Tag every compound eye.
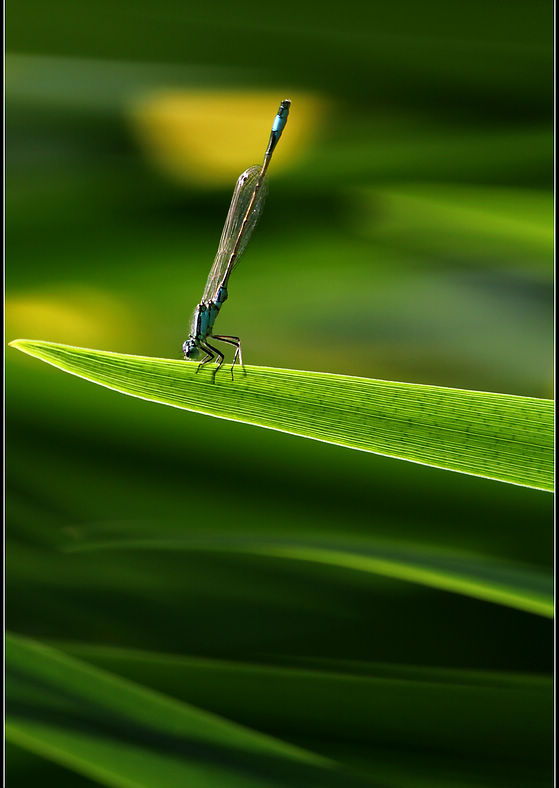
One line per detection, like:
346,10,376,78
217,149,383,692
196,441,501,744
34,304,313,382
184,342,200,360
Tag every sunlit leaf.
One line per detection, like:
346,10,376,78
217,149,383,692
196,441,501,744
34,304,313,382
9,340,554,491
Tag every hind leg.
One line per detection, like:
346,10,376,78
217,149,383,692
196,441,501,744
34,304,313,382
211,335,244,379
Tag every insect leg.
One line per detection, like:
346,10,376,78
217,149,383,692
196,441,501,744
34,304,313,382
203,340,225,383
212,335,244,380
195,345,214,374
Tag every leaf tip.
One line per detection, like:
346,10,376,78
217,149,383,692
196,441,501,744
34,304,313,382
8,339,43,358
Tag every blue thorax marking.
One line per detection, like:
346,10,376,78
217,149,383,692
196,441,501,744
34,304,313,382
193,284,229,341
195,304,208,339
195,303,209,339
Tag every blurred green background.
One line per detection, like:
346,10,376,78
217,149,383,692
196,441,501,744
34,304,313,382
6,0,553,786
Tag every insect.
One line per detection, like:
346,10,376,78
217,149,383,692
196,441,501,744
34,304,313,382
183,99,291,379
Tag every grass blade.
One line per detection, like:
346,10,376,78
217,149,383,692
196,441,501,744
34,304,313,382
9,339,553,491
64,525,553,618
54,641,554,779
7,632,372,788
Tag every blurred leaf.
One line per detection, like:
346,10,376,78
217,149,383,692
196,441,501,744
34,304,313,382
55,641,553,786
311,126,552,188
9,340,554,490
252,544,552,617
354,184,553,275
64,524,552,617
64,522,554,618
6,632,373,788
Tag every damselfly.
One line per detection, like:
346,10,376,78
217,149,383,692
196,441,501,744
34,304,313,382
183,99,291,378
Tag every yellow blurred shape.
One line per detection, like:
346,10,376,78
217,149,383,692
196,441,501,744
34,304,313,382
127,90,325,187
6,288,137,349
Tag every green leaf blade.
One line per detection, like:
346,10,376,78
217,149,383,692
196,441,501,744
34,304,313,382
10,339,553,491
66,528,554,618
6,633,347,788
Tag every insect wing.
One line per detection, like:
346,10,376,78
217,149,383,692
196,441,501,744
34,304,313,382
202,165,268,302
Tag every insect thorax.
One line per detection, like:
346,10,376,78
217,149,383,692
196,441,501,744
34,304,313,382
191,293,227,340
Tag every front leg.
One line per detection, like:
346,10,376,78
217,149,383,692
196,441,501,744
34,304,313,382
203,340,224,383
195,345,214,374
